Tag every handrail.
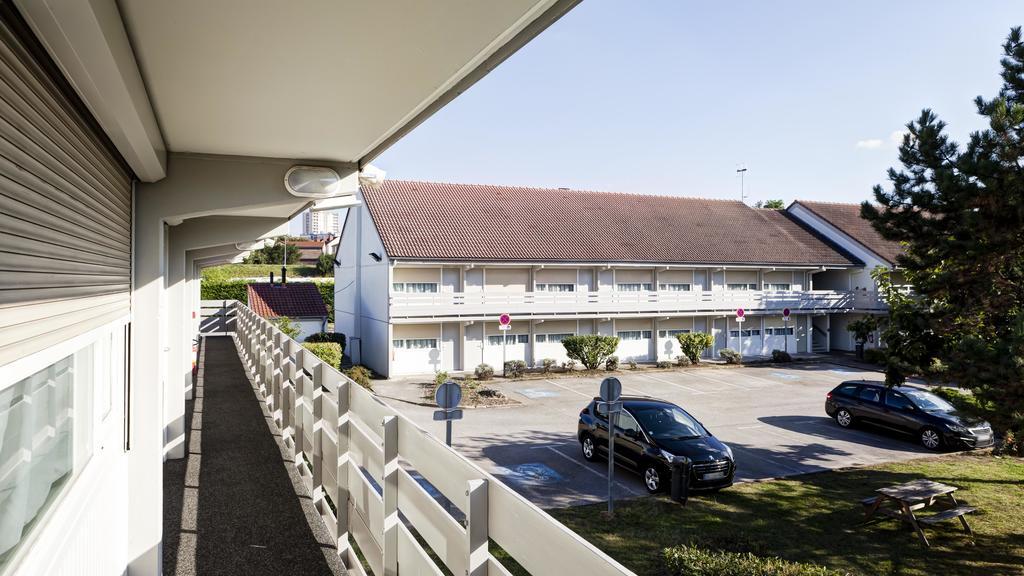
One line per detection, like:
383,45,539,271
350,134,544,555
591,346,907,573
224,300,636,576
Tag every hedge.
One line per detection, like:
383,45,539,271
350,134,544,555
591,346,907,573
200,279,335,323
664,545,845,576
302,342,342,370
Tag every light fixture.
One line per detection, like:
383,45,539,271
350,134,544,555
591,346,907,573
369,252,382,262
284,165,344,198
358,164,387,189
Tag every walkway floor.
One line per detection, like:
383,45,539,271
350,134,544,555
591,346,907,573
163,336,345,576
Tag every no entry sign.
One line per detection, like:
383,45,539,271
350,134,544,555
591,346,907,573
736,308,745,318
783,307,791,318
499,313,511,326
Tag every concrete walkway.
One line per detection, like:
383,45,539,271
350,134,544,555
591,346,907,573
163,336,345,576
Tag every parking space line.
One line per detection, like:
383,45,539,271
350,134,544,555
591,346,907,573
685,370,754,390
572,377,649,398
543,446,643,496
543,379,592,398
636,373,707,395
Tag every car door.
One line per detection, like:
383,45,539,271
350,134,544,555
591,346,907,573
881,390,920,434
613,410,647,470
592,402,611,451
852,386,884,425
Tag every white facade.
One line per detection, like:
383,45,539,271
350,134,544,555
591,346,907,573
301,209,341,236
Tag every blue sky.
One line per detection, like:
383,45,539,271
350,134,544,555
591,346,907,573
373,0,1020,205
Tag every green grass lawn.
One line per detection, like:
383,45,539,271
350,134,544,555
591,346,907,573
201,263,320,281
541,454,1023,576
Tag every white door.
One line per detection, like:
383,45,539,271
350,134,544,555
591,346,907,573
657,329,691,361
616,330,652,362
484,333,528,369
728,327,763,357
392,336,442,374
763,326,795,355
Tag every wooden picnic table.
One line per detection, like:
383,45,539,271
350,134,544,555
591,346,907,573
862,479,976,547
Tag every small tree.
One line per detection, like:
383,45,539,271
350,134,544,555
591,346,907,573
244,238,301,265
271,316,301,340
676,332,714,364
316,253,336,276
846,316,878,346
562,335,620,371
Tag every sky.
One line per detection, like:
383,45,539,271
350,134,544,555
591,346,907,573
292,1,1022,232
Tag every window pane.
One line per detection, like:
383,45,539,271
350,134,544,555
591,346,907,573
858,387,881,403
517,335,529,344
659,283,691,291
392,283,404,292
535,334,546,343
617,283,641,292
616,412,641,434
392,339,404,348
617,331,642,340
487,336,504,346
543,284,575,292
406,283,438,293
885,392,913,410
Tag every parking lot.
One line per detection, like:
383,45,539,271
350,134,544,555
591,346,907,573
382,361,934,508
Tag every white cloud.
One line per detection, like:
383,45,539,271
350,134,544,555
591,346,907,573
889,130,908,145
855,138,883,149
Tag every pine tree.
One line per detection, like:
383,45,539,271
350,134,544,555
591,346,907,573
862,27,1024,448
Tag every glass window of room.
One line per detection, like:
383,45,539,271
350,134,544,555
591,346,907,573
767,283,792,291
726,283,759,291
616,283,653,292
392,282,438,293
536,283,575,292
658,283,691,291
543,333,573,343
406,338,438,349
658,329,691,338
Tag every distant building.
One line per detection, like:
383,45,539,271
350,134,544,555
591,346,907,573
291,239,328,266
246,282,328,341
302,209,341,236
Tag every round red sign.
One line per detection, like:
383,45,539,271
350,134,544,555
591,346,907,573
736,308,745,318
783,307,791,318
499,313,511,325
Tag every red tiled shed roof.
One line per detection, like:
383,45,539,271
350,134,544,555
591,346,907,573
362,181,858,266
792,201,903,265
247,282,327,319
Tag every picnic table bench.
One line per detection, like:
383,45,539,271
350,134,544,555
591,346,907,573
861,479,976,547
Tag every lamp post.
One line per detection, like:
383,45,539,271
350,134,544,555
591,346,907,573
736,166,748,204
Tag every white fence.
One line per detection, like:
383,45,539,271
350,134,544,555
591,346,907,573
390,289,887,320
229,301,635,576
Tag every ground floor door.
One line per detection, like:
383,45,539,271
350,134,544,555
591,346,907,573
484,332,528,369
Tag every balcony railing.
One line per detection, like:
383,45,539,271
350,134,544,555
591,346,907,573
389,289,886,320
223,300,634,576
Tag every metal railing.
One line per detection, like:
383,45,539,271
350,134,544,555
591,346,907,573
389,289,887,320
226,300,634,576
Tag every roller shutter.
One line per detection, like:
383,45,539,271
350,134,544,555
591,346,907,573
0,9,133,367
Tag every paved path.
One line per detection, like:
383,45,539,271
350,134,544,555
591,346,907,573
163,336,345,576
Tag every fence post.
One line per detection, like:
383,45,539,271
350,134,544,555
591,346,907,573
281,341,296,444
293,349,306,467
311,362,325,507
335,379,351,559
466,478,488,576
381,415,399,576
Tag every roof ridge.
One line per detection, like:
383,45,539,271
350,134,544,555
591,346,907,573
383,179,747,204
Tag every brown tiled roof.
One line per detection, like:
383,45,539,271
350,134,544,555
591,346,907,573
247,282,327,319
362,181,858,266
792,201,903,265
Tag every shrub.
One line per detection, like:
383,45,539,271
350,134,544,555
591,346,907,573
462,375,479,390
304,331,346,354
302,342,341,370
474,363,494,380
605,355,619,371
719,348,742,364
656,360,672,369
562,335,620,370
201,279,250,301
504,360,527,378
628,359,638,370
315,253,335,276
771,349,793,363
345,365,372,390
563,359,577,371
664,545,844,576
863,348,887,365
677,332,714,364
272,316,301,340
676,354,691,367
541,358,557,373
434,371,449,389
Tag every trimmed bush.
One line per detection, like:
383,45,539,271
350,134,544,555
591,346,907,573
719,348,742,364
474,363,494,381
200,279,250,301
664,545,844,576
863,348,887,365
304,331,346,354
303,342,341,370
562,335,620,370
605,355,619,371
771,349,793,363
504,360,527,378
541,358,557,373
656,360,672,369
676,355,691,367
677,332,714,364
345,365,372,390
434,371,449,388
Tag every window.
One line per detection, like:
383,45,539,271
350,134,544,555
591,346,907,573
632,405,707,440
616,411,642,436
658,283,691,291
836,384,860,397
617,330,652,340
0,346,94,568
617,283,653,292
539,333,573,343
885,391,914,410
658,329,691,338
858,387,881,403
595,402,608,420
487,335,528,345
392,339,404,349
536,283,575,292
766,327,794,336
392,282,438,293
730,329,761,337
393,339,437,349
726,283,758,291
767,283,792,291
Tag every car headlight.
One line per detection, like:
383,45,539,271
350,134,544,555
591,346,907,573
945,422,969,434
723,444,734,460
660,449,678,462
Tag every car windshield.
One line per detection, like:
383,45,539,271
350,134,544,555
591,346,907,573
631,405,707,440
902,388,956,412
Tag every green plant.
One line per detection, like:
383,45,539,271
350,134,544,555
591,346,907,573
504,360,527,378
846,316,879,345
563,359,577,371
605,355,619,371
474,363,494,380
676,354,691,367
200,279,250,301
433,371,449,388
302,342,341,370
677,332,714,364
719,348,742,364
628,359,638,370
541,358,557,373
315,281,336,323
664,545,844,576
462,375,479,391
656,360,672,369
863,347,887,365
304,331,346,354
316,253,335,276
771,349,793,363
345,365,372,390
243,238,302,264
561,335,620,370
271,316,301,339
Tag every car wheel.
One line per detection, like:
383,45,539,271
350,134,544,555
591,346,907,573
919,427,943,451
642,464,663,494
835,408,854,428
580,434,598,462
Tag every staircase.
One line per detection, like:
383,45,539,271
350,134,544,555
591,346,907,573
811,324,829,353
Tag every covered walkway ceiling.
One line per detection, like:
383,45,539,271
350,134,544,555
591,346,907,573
17,0,580,181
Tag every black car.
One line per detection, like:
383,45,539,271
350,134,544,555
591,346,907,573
825,380,994,450
577,396,735,493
